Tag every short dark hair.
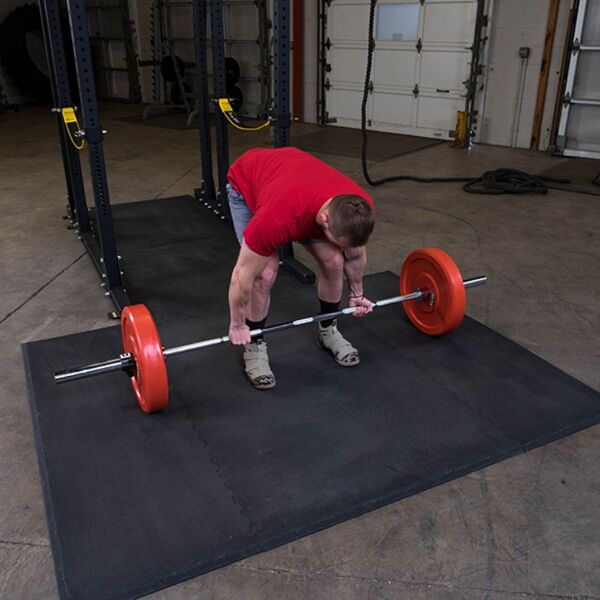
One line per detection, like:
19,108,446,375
327,195,375,247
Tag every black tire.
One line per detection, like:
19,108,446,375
161,55,185,84
0,3,77,104
225,57,240,87
227,85,243,112
170,81,191,106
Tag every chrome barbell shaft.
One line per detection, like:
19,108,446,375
54,276,487,383
164,275,487,358
463,276,487,289
162,289,427,358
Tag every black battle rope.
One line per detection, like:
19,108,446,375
462,168,565,194
360,0,471,187
360,0,569,195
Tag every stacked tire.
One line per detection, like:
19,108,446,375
0,3,76,104
225,57,242,112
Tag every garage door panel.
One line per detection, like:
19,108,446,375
373,48,417,89
423,2,476,44
329,3,371,42
565,105,600,153
417,94,463,131
371,91,414,127
226,5,258,39
96,69,128,101
581,0,600,43
228,47,259,77
420,50,469,91
107,40,125,65
328,88,366,121
168,6,194,39
238,80,260,116
573,52,600,100
227,46,261,115
330,47,371,85
171,41,195,65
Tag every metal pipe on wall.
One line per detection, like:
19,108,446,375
511,47,530,148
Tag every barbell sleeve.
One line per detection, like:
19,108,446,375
54,354,135,384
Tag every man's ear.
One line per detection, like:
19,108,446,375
320,209,330,229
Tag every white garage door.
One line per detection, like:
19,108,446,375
324,0,478,139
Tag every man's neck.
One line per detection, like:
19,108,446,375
316,197,333,227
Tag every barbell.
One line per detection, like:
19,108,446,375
53,248,487,414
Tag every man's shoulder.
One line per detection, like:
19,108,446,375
237,146,307,162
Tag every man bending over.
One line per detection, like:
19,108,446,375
227,147,375,389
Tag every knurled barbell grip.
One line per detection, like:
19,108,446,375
160,289,426,359
53,276,487,384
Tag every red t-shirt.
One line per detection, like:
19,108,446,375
227,147,374,256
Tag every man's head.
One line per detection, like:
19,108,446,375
319,195,375,249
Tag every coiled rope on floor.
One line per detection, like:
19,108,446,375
462,168,569,195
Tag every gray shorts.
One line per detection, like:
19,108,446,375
226,182,327,248
226,183,252,245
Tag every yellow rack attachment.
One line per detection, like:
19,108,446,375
217,98,270,132
61,107,87,150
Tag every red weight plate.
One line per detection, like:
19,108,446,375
400,248,466,336
121,304,169,413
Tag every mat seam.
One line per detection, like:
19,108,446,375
174,388,260,533
129,409,600,600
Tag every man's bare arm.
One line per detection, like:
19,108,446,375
228,242,271,344
343,246,373,316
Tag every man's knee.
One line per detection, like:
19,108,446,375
253,258,279,292
320,249,344,278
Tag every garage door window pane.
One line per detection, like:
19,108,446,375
573,52,600,100
377,4,420,41
582,0,600,45
565,105,600,153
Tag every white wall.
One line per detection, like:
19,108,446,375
0,0,32,104
480,0,570,149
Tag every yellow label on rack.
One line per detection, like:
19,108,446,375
218,98,233,113
61,107,78,124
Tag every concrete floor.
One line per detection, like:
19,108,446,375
1,103,600,600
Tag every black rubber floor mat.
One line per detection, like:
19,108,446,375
106,196,241,324
23,270,600,600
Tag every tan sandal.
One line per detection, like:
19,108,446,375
243,339,276,389
318,320,360,367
